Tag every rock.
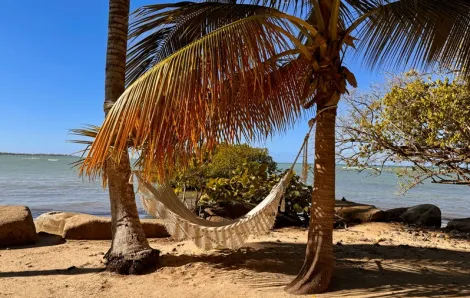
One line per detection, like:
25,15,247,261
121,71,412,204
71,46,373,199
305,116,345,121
446,218,470,232
335,201,384,224
202,203,304,228
35,212,169,240
62,214,111,240
203,208,217,216
383,208,408,222
206,215,229,223
204,202,252,219
0,205,37,247
35,212,80,236
274,212,303,229
400,204,441,228
141,219,170,238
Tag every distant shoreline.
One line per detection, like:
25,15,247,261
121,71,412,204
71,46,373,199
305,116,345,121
0,152,73,157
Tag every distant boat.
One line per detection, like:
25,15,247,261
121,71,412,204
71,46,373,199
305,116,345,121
48,159,59,162
342,166,380,171
342,166,362,170
22,156,40,160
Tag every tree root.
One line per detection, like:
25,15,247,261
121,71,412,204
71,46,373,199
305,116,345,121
105,248,160,275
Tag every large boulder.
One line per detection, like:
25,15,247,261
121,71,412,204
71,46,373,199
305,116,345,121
203,202,252,219
62,214,112,240
202,203,304,228
141,220,170,238
35,212,169,240
383,207,408,222
35,211,79,236
335,200,384,224
446,218,470,232
0,206,37,247
274,212,304,228
400,204,441,228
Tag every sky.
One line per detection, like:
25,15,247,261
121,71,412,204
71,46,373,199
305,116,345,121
0,0,385,162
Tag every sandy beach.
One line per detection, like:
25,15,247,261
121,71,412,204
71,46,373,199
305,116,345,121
1,222,469,298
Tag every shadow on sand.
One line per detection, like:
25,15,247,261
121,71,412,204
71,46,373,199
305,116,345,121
2,236,469,297
1,233,105,278
0,267,104,278
1,232,66,250
159,241,470,297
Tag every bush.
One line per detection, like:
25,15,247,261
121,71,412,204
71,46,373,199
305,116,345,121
171,143,311,214
205,144,277,178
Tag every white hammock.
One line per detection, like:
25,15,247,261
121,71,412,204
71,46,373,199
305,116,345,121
135,107,333,250
136,170,293,250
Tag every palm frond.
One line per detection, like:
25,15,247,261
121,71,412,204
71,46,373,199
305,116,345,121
82,13,315,181
239,0,311,16
70,125,100,145
350,0,470,77
126,2,286,86
69,125,101,169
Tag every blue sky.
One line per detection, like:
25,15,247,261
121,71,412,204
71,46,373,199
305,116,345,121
0,0,385,162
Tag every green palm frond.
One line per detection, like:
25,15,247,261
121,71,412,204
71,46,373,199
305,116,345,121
350,0,470,77
127,2,285,86
240,0,311,16
241,0,356,27
82,12,315,181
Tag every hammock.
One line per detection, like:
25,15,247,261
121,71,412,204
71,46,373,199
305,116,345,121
137,170,293,250
136,107,333,250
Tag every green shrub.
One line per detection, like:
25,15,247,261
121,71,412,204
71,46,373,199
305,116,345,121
171,143,311,213
205,144,277,178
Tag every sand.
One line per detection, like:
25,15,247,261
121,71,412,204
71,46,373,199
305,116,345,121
1,223,469,298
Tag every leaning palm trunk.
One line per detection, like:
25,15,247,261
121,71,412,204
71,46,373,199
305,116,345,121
286,101,337,294
104,0,158,274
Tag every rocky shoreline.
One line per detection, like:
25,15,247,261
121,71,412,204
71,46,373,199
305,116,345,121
1,201,469,248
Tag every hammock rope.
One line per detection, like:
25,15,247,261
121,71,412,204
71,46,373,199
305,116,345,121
136,106,335,250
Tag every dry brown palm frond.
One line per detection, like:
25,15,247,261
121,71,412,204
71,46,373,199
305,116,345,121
70,125,100,145
81,13,315,182
69,125,100,169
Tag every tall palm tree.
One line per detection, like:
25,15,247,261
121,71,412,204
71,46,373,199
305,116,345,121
81,0,470,293
102,0,158,274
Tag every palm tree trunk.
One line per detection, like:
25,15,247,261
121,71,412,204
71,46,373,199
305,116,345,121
285,101,337,294
104,0,158,274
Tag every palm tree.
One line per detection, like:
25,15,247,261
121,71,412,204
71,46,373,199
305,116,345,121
81,0,470,293
102,0,158,274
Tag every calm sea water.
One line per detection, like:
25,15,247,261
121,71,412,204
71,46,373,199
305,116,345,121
0,155,468,222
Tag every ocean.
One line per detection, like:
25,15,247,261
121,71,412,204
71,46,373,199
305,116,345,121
0,155,468,223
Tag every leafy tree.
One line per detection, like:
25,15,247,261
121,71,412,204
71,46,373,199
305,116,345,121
206,144,277,178
171,144,310,212
171,144,276,190
338,71,470,190
80,0,470,294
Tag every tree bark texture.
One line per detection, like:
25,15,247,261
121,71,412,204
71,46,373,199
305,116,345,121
104,0,159,274
285,103,337,294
